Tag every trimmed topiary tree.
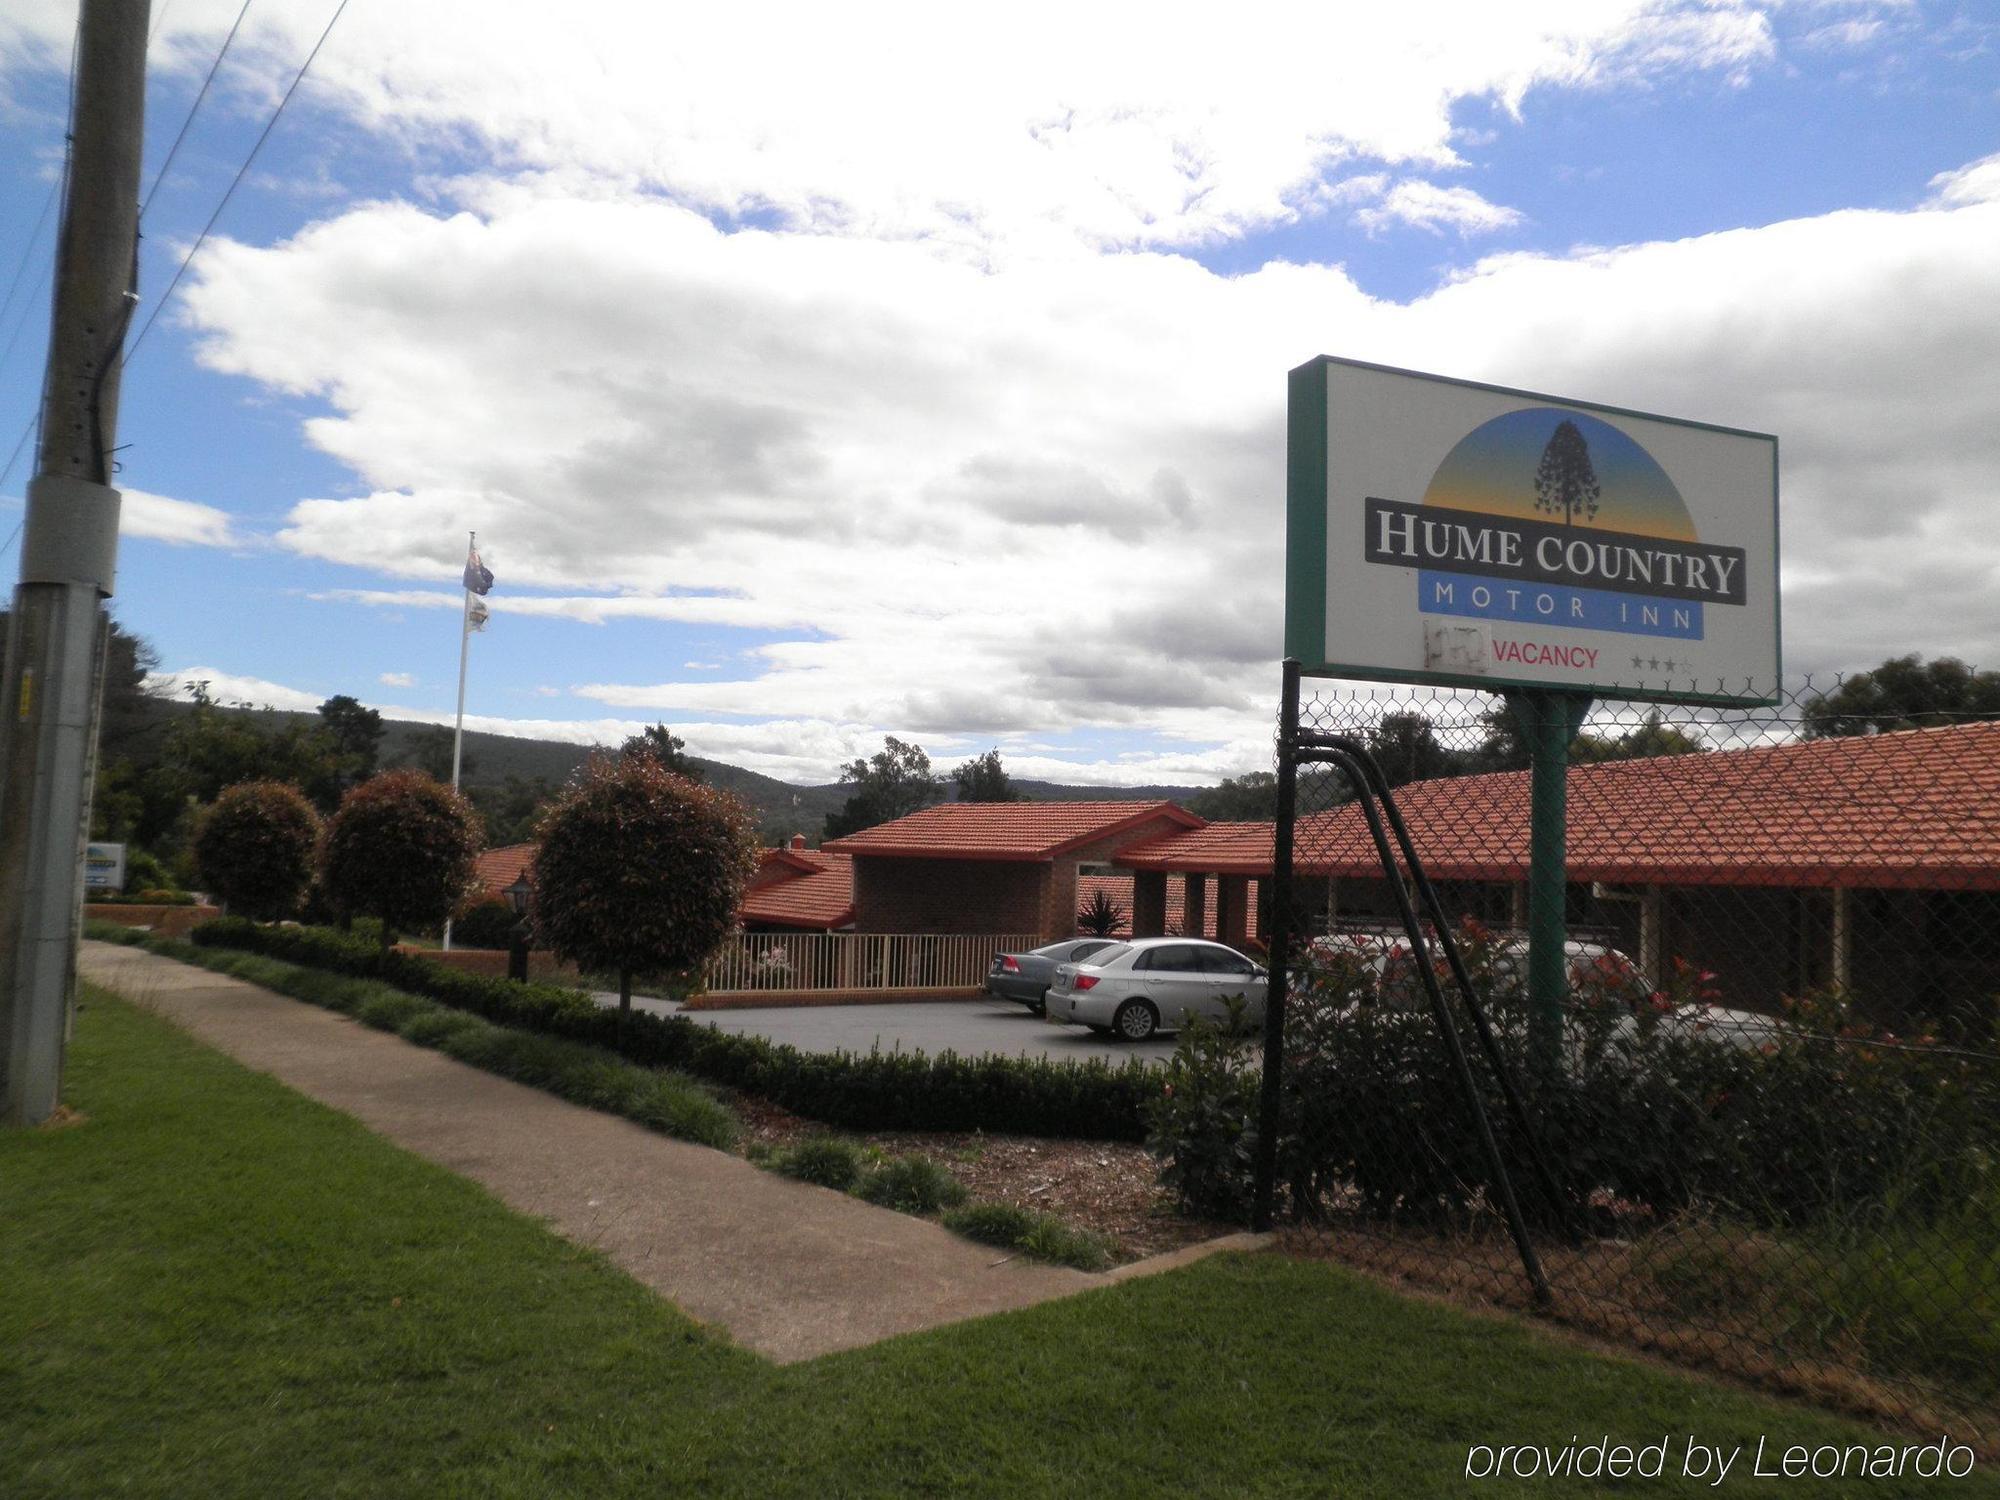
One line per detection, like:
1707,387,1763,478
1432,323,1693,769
531,754,758,1033
192,780,323,920
321,769,481,953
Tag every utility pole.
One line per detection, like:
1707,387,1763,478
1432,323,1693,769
0,0,150,1126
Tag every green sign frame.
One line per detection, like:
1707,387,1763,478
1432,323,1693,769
1285,355,1782,708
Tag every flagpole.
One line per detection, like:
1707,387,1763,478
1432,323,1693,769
443,529,474,952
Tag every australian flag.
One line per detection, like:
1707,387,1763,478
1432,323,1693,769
463,543,494,596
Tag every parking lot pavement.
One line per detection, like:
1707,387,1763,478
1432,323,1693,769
593,989,1180,1066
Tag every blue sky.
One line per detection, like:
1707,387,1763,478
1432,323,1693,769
0,1,1996,784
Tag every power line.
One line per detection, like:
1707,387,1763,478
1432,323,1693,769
0,419,32,494
0,263,53,373
139,0,256,221
0,181,59,335
126,0,350,362
0,15,80,498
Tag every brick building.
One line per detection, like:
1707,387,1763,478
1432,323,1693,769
822,801,1203,943
1111,721,2000,1028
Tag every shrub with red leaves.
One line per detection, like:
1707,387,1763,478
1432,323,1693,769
193,779,323,920
321,769,481,950
531,755,758,1023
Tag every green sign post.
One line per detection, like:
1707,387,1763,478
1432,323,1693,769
1510,690,1591,1073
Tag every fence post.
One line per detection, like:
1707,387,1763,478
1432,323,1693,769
1253,658,1301,1231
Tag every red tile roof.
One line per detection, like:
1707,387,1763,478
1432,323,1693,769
1117,722,2000,891
473,839,854,929
740,849,855,930
823,800,1203,862
471,843,536,896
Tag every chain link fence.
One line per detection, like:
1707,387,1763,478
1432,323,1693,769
1218,682,1997,1444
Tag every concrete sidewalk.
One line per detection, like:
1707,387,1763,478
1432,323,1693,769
78,942,1256,1364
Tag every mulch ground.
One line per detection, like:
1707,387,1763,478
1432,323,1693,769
732,1095,1236,1263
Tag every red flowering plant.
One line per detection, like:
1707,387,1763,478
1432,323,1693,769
320,769,480,952
193,779,322,921
531,754,759,1034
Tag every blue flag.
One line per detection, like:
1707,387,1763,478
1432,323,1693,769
463,545,494,596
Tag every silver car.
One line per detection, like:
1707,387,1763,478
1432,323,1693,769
1044,937,1268,1041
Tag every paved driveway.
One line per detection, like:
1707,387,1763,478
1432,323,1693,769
598,990,1180,1066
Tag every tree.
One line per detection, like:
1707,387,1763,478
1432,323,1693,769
952,748,1020,803
1532,418,1601,527
320,769,481,953
1076,888,1126,937
822,736,944,839
1572,709,1706,762
192,781,322,920
468,773,558,847
317,695,384,787
399,724,473,783
154,681,347,810
619,722,702,780
532,755,759,1033
1186,771,1279,822
1478,699,1706,770
1367,712,1468,788
1802,654,2000,738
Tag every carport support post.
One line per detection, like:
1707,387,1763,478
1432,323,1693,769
1508,689,1591,1079
1252,659,1300,1232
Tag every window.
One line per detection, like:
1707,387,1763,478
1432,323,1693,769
1198,946,1256,976
1138,944,1201,973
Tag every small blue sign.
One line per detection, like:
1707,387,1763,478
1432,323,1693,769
1418,571,1703,640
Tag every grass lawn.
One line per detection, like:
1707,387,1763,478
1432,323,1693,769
3,990,1992,1498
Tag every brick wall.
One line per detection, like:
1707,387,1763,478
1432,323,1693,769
853,857,1048,936
854,812,1195,943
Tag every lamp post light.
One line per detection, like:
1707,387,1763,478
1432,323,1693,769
505,873,532,983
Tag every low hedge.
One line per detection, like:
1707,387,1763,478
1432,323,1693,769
187,918,1154,1141
90,924,736,1150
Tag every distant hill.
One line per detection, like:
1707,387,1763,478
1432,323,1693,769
156,698,1207,845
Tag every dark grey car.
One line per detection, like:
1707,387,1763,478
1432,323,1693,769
985,938,1122,1013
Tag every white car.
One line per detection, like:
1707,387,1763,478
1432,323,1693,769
1044,936,1268,1041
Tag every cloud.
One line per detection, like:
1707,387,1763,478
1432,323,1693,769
307,585,819,631
146,667,323,712
1354,180,1526,237
1800,18,1884,51
5,1,1783,258
180,163,2000,765
119,489,239,548
1928,153,2000,209
136,656,1255,785
379,671,416,687
6,4,1976,780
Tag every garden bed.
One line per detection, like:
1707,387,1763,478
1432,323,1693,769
733,1094,1232,1263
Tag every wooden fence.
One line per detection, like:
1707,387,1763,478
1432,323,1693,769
704,931,1041,995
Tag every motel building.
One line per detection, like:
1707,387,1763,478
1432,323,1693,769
470,721,1997,1031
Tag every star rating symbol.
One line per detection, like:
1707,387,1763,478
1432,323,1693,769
1647,657,1661,671
1631,655,1644,669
